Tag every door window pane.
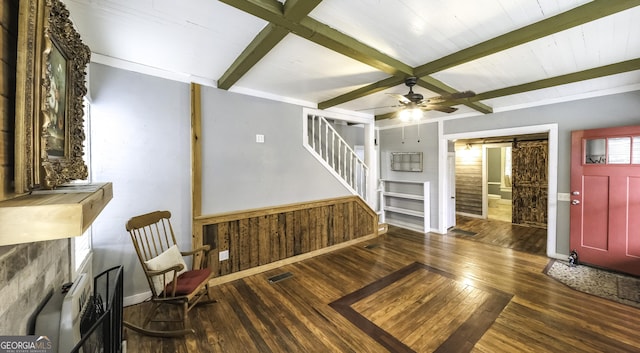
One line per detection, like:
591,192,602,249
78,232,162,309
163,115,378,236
585,138,606,164
608,137,631,164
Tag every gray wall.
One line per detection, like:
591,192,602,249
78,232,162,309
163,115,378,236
443,91,640,255
89,63,192,298
379,122,440,229
200,86,348,214
89,64,350,300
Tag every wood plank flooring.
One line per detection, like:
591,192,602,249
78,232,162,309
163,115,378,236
452,215,547,256
123,225,640,352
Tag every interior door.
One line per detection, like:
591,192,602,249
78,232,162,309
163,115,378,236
570,126,640,276
512,140,548,227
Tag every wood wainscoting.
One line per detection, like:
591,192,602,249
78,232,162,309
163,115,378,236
193,196,378,284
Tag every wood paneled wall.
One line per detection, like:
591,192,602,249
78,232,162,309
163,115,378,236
455,143,483,215
512,140,548,227
193,196,378,279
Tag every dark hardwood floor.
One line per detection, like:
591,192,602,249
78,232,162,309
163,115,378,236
451,215,547,256
123,224,640,352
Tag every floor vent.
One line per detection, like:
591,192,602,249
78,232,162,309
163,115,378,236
451,228,478,236
364,243,381,249
268,272,293,284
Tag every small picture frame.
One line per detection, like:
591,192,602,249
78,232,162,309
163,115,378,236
390,152,423,172
15,0,90,192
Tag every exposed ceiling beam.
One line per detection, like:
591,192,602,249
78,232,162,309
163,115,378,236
413,0,640,76
218,0,413,76
322,0,640,110
318,75,493,114
474,58,640,101
217,24,289,90
219,0,493,114
416,77,492,114
217,0,322,90
317,76,406,110
374,58,640,120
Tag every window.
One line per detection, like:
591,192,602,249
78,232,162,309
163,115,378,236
585,136,640,165
71,97,92,278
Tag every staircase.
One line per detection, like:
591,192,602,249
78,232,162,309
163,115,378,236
304,113,369,201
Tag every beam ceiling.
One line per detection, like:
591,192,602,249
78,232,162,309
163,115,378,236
218,0,640,120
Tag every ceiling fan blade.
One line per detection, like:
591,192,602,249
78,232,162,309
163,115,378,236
421,105,458,113
386,93,411,104
427,90,476,103
355,105,401,111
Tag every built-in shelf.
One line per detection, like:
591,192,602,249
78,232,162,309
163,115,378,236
0,182,113,246
380,179,430,233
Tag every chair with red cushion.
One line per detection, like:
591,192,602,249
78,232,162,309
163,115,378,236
123,210,215,337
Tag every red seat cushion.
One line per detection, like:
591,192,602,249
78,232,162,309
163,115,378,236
162,268,211,296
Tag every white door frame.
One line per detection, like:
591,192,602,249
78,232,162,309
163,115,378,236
438,123,561,259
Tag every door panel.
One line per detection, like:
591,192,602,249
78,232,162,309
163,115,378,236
571,126,640,276
581,175,609,250
627,177,640,257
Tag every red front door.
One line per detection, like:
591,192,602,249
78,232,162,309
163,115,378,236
570,125,640,276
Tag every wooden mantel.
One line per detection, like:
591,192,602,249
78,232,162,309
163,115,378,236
0,182,113,246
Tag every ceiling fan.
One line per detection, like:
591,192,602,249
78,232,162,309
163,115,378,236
381,77,476,120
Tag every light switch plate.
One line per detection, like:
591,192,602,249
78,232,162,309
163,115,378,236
557,193,570,201
256,134,265,143
219,250,229,261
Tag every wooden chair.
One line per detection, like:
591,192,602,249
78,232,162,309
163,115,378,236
123,210,215,337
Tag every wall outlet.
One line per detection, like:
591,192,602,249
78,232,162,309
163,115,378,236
219,250,229,261
256,134,265,143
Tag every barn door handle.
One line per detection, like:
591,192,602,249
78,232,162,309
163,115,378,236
571,200,580,205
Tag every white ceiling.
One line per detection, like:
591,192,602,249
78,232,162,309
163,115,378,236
62,0,640,122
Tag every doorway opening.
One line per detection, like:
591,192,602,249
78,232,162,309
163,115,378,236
439,124,559,258
485,144,512,223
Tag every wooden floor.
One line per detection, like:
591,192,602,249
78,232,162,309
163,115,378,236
451,215,547,256
123,225,640,352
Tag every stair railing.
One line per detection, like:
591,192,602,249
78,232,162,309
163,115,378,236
304,113,368,200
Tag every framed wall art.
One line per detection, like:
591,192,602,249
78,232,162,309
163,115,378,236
15,0,90,192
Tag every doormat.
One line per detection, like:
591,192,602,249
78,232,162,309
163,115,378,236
544,260,640,308
450,228,477,236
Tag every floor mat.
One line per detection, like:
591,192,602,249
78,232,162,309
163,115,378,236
545,260,640,308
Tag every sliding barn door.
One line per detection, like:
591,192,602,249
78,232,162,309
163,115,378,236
512,140,548,227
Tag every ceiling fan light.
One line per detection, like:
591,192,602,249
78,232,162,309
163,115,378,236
410,108,422,121
399,109,411,121
399,108,422,122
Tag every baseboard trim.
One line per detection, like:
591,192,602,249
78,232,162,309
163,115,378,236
547,252,568,261
208,233,379,287
124,290,151,307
